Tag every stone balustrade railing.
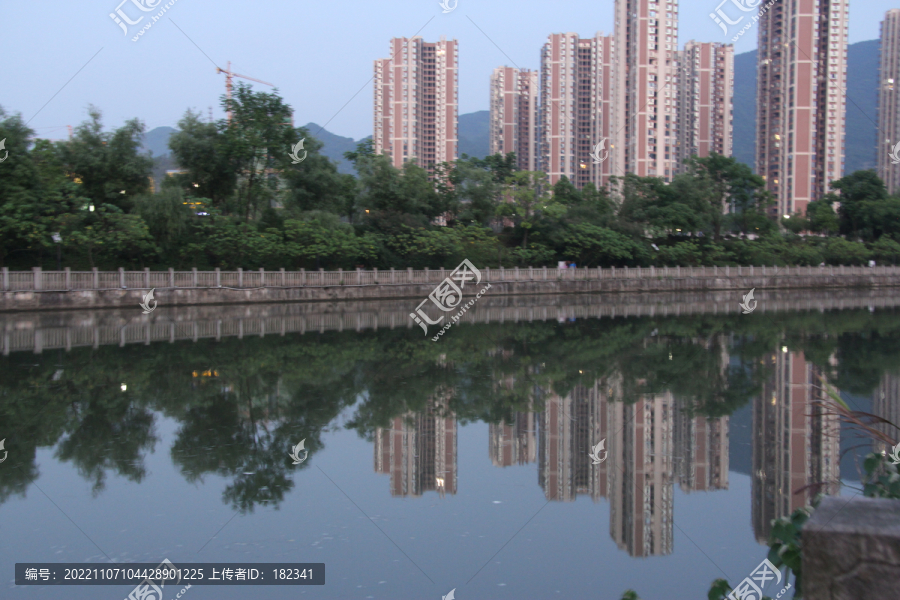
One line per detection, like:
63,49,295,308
2,264,896,292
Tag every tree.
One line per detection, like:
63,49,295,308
552,176,581,205
221,83,296,221
562,223,637,266
831,170,888,240
499,171,550,248
685,153,767,241
167,109,235,209
58,106,153,213
806,196,839,235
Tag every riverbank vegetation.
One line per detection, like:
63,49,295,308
3,89,900,270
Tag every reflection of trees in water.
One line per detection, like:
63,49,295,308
56,402,157,496
2,308,900,507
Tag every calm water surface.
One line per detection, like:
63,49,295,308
2,297,897,600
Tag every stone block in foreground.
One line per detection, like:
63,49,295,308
803,495,900,599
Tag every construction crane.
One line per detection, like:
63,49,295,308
216,61,274,122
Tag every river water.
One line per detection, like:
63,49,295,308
1,291,897,600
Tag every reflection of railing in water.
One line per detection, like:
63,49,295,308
2,288,898,354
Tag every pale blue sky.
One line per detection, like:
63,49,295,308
3,0,898,142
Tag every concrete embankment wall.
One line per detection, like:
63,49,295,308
3,271,900,312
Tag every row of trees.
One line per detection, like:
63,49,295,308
3,87,900,270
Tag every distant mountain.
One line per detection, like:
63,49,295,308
301,122,364,175
459,110,490,159
141,126,176,158
845,39,879,173
731,39,880,175
732,50,757,170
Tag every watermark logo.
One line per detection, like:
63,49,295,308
0,138,8,163
589,139,609,164
727,558,789,600
289,139,307,164
110,0,162,34
442,589,456,600
709,0,759,35
0,438,7,464
889,443,900,465
439,0,458,13
739,288,757,314
409,259,492,340
110,0,182,42
140,289,157,314
889,141,900,165
289,439,308,465
588,439,608,464
125,558,187,600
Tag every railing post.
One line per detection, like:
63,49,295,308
529,266,534,280
300,268,305,286
93,267,100,289
714,265,718,277
543,266,547,280
390,267,395,284
280,268,285,286
373,267,378,283
750,265,754,276
144,267,150,289
408,267,413,283
192,267,198,288
500,266,505,280
119,267,125,288
238,268,243,288
486,267,491,281
2,266,9,291
611,266,615,278
338,268,343,285
676,265,680,278
65,267,71,290
216,267,221,287
515,266,520,281
260,267,265,287
168,268,175,288
33,267,42,291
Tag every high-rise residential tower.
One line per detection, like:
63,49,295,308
878,9,900,194
539,32,618,189
374,36,459,170
675,41,734,173
614,0,680,182
756,0,848,217
489,67,540,171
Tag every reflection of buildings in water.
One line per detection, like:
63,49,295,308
608,391,675,557
873,373,900,454
673,403,729,494
528,377,728,557
373,395,457,498
752,350,841,544
489,409,537,467
539,381,609,503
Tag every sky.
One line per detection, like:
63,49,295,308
2,0,898,143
